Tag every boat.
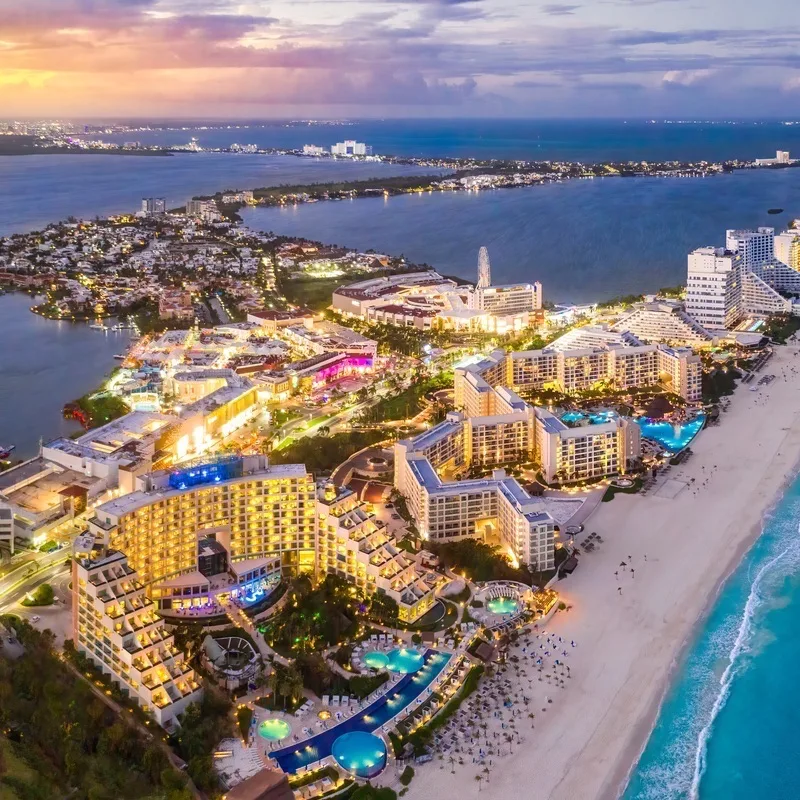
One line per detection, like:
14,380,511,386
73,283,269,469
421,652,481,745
768,208,784,215
0,444,15,460
89,323,108,331
113,354,127,360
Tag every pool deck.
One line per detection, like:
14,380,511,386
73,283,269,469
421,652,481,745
269,648,455,775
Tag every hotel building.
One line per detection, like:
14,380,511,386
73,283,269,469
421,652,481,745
0,502,13,554
534,408,641,484
331,264,541,335
459,330,702,405
686,231,800,331
395,356,641,567
87,455,316,611
685,247,741,329
394,445,557,571
72,535,203,728
610,301,714,346
775,230,800,272
316,486,443,622
470,282,542,317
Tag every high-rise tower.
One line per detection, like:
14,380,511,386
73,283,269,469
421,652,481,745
477,246,491,289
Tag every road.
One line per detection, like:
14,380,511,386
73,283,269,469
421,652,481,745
0,547,71,602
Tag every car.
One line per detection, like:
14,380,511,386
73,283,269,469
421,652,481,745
391,514,402,520
31,615,41,623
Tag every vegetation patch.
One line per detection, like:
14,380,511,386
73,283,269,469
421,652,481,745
399,765,415,786
358,372,452,424
349,671,390,700
0,616,196,799
236,706,254,740
272,430,388,473
431,539,532,584
21,582,54,606
602,478,644,502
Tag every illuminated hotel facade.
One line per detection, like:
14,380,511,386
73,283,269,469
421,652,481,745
316,486,443,622
88,455,316,611
394,345,647,568
72,536,203,728
457,330,702,405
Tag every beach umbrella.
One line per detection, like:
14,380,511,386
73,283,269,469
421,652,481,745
619,561,627,568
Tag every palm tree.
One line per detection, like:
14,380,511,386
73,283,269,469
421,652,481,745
278,675,293,710
475,774,483,792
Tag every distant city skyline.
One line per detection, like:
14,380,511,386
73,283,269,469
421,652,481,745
0,0,797,118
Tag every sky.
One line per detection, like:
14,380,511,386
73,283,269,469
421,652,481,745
0,0,797,118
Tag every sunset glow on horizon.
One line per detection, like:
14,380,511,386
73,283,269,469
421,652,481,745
0,0,797,118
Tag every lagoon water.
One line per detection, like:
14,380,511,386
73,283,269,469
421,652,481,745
0,293,131,458
243,167,800,302
623,473,800,800
0,153,436,237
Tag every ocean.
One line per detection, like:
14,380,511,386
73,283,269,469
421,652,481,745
103,119,800,163
623,472,800,800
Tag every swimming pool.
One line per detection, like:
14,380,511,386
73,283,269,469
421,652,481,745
331,731,387,778
386,647,424,674
487,596,519,616
258,718,291,741
272,649,451,773
636,414,705,454
362,650,390,670
561,410,618,425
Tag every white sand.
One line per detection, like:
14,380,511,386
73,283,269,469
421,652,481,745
405,344,800,800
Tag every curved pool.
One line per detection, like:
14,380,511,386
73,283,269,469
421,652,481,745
362,650,390,670
258,718,291,741
332,731,387,778
636,413,705,454
487,596,519,615
386,647,424,674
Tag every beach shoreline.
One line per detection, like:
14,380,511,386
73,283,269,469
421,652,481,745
601,473,798,800
404,343,800,800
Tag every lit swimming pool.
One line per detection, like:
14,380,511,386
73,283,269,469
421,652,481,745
331,731,387,778
561,410,618,425
272,649,451,773
487,596,519,615
636,414,705,454
362,650,390,670
258,718,291,741
386,647,424,674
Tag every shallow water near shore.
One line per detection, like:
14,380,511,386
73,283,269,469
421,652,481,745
623,473,800,799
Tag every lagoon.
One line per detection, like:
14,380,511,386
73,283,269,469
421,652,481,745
242,168,800,302
0,293,131,459
0,153,438,237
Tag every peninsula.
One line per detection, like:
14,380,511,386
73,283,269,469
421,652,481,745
2,195,800,800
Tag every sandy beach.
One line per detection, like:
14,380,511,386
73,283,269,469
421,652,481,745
405,343,800,800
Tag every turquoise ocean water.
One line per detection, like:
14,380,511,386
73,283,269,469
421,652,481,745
623,471,800,800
